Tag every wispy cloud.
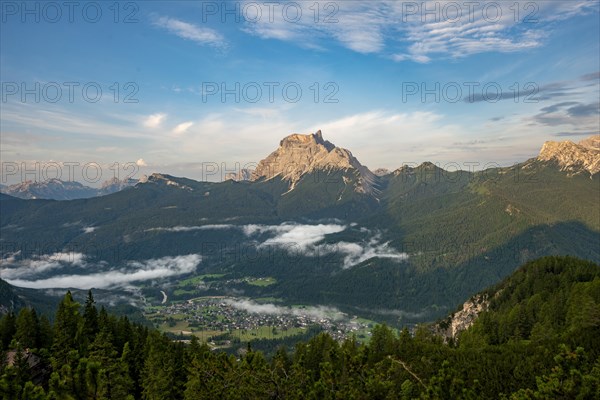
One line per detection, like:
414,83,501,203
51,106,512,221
464,72,599,103
243,223,408,269
145,225,234,233
241,1,386,54
532,101,599,128
225,299,346,321
154,16,227,48
5,254,201,289
581,71,600,81
144,113,167,128
321,235,409,269
1,103,148,140
1,252,87,280
391,19,547,63
172,121,194,135
247,223,346,250
140,222,408,269
242,0,596,62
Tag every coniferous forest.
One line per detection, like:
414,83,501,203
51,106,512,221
1,256,599,399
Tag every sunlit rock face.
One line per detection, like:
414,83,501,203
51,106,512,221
251,130,376,193
537,135,600,175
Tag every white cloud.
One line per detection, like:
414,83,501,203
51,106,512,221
144,113,167,128
1,252,87,280
6,254,201,289
145,224,234,232
5,100,586,181
242,222,408,269
154,16,226,48
321,236,409,269
391,53,431,64
0,104,149,141
225,299,346,321
172,121,194,135
316,110,464,168
136,158,148,167
82,227,96,234
245,223,346,250
140,222,407,269
242,1,384,53
241,0,595,62
116,109,505,172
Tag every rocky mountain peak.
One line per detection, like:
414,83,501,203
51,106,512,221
138,173,193,191
578,134,600,151
98,177,137,195
372,168,390,177
537,134,600,175
251,130,375,194
278,130,334,150
225,169,253,182
0,179,95,200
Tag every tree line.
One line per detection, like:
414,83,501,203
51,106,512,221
0,256,598,399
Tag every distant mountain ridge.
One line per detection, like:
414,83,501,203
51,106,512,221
4,133,598,201
0,177,137,200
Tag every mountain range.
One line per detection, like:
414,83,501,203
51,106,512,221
0,132,598,323
0,177,138,200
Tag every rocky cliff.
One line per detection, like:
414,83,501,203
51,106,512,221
437,294,490,340
251,130,376,194
537,134,600,175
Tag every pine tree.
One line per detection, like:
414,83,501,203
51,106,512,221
52,291,81,365
142,332,179,400
0,312,16,350
82,329,131,399
37,315,53,350
15,308,39,349
83,290,99,343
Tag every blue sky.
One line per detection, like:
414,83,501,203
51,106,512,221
1,0,599,184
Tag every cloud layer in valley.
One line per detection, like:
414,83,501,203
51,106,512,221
224,299,346,321
0,252,87,280
3,254,201,289
144,222,409,269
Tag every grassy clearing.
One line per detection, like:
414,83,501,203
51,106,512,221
158,320,189,333
178,274,226,286
236,326,306,341
244,277,277,287
253,297,284,303
173,289,197,296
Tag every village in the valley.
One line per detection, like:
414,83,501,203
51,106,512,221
147,296,374,345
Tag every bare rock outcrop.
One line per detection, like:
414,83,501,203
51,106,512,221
537,135,600,175
137,173,193,191
251,130,376,193
225,168,253,182
437,294,490,341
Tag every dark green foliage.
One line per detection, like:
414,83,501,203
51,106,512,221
0,312,16,350
0,256,597,399
15,308,40,350
461,256,600,352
